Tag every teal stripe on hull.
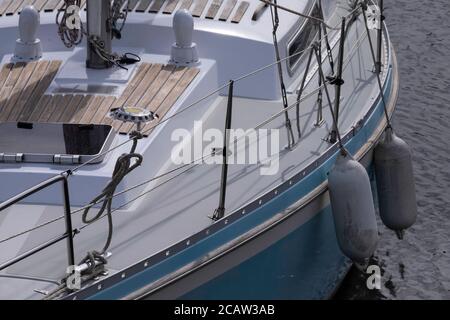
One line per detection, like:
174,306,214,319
181,205,350,300
85,65,393,300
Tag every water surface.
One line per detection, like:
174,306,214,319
336,0,450,300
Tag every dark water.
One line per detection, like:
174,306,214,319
336,0,450,300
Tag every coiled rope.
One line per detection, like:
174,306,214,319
56,0,138,70
79,136,142,267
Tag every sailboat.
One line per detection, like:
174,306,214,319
0,0,416,300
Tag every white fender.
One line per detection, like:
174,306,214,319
374,128,417,235
328,151,379,263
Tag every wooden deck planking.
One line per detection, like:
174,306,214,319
125,64,165,108
251,1,270,21
55,0,66,11
6,0,26,15
149,0,166,13
136,0,152,12
0,61,39,122
70,96,97,123
78,96,105,124
0,60,198,137
106,63,153,131
2,2,12,14
219,0,236,21
144,67,199,133
27,95,51,122
38,94,64,122
231,1,248,23
43,0,61,12
117,64,172,132
0,64,15,114
47,94,73,122
17,60,61,122
32,0,50,11
0,0,247,23
179,0,193,10
0,63,12,91
146,67,187,113
6,0,25,15
126,0,140,11
17,0,36,14
58,94,86,123
205,0,223,20
110,64,152,111
137,65,177,111
192,0,208,17
91,96,116,124
58,94,89,123
0,0,14,16
6,60,50,122
69,95,97,124
0,63,28,120
163,0,179,14
119,64,176,133
151,68,199,129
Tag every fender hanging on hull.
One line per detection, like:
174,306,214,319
374,128,417,236
328,151,379,264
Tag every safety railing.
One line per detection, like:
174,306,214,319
0,172,75,272
0,0,386,285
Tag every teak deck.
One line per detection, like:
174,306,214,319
0,61,199,135
0,0,250,24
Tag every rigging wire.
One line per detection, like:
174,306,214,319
0,153,213,245
361,2,392,128
0,26,371,247
269,0,295,148
67,29,370,231
258,0,357,30
67,7,361,174
0,1,385,299
0,4,371,249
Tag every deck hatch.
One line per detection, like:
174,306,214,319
0,122,115,164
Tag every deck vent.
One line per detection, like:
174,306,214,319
170,9,199,66
13,6,42,62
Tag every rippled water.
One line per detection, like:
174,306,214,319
336,0,450,300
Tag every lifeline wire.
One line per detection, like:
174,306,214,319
0,25,371,247
259,0,339,30
64,7,359,174
361,2,392,129
270,0,295,148
0,5,370,245
0,15,371,246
